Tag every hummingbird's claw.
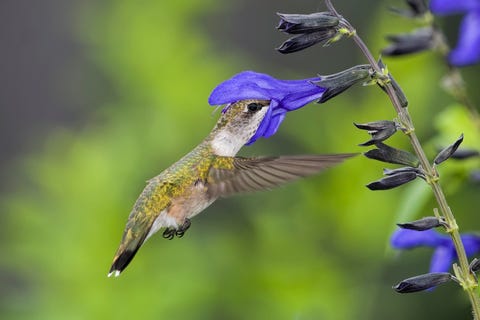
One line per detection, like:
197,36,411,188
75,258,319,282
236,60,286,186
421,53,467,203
175,219,191,238
162,228,175,240
162,219,191,240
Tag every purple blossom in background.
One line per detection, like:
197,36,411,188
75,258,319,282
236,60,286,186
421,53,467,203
391,228,480,272
430,0,480,66
208,71,326,144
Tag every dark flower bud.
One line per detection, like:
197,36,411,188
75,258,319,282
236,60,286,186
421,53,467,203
393,272,453,293
367,171,417,190
313,65,372,103
407,0,429,15
277,29,339,54
434,134,464,165
383,166,426,179
389,0,429,18
450,149,480,160
382,27,435,56
376,59,408,108
276,12,339,34
354,120,398,146
470,258,480,273
364,143,419,167
276,12,350,54
397,217,444,231
406,0,429,15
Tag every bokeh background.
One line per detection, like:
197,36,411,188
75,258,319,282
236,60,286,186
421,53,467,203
1,0,479,319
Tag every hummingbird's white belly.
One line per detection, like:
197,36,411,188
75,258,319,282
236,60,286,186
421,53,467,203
145,182,216,240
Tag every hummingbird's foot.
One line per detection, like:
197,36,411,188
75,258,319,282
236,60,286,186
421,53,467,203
162,228,175,240
175,219,191,238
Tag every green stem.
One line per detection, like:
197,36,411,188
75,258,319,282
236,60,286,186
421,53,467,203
324,0,480,318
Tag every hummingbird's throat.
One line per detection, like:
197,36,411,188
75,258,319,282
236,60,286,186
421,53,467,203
210,130,247,156
209,102,269,156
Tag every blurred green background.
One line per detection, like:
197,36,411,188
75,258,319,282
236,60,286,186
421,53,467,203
1,0,479,319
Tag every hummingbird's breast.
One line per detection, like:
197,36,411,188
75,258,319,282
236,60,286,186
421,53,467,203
168,180,216,222
140,144,217,237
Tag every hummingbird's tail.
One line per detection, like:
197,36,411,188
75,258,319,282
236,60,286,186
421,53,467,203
108,226,150,277
108,243,142,278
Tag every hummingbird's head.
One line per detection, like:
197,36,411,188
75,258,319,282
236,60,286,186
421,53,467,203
209,99,270,156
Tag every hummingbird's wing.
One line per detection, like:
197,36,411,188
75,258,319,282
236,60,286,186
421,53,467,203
207,153,356,197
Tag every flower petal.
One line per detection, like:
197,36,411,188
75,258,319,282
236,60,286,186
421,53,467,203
209,71,325,144
430,0,480,15
430,246,455,273
449,11,480,66
208,76,270,105
281,87,326,110
391,229,448,249
245,100,275,145
263,111,286,138
208,71,322,105
461,234,480,256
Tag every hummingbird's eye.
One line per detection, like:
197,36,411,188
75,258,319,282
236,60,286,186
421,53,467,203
247,102,263,112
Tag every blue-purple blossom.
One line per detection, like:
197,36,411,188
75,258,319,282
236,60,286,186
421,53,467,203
208,71,325,144
391,228,480,272
430,0,480,66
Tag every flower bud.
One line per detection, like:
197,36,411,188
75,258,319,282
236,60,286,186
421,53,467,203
277,12,339,34
354,120,398,146
397,217,444,231
434,134,464,165
364,143,419,167
367,171,418,190
382,27,435,56
313,65,372,103
470,258,480,273
277,29,338,54
393,272,453,293
450,149,480,160
389,0,429,18
276,12,350,54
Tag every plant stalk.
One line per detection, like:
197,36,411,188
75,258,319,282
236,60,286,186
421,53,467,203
325,0,480,318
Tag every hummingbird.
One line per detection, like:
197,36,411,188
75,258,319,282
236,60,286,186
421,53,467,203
108,99,355,277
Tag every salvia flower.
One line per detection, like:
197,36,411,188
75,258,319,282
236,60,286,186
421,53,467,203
382,27,436,56
393,272,453,293
277,12,339,34
430,0,480,66
209,71,324,144
433,133,464,165
364,143,420,167
366,170,418,190
276,12,349,54
389,0,430,18
470,258,480,273
397,216,445,231
354,120,399,146
209,68,371,144
391,228,480,273
450,148,480,160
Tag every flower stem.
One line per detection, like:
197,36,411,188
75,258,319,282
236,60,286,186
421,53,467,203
325,0,480,317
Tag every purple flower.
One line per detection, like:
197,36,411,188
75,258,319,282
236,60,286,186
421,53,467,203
430,0,480,66
208,67,371,145
391,228,480,272
208,71,325,145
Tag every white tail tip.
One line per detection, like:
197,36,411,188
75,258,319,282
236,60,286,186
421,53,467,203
107,270,121,278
